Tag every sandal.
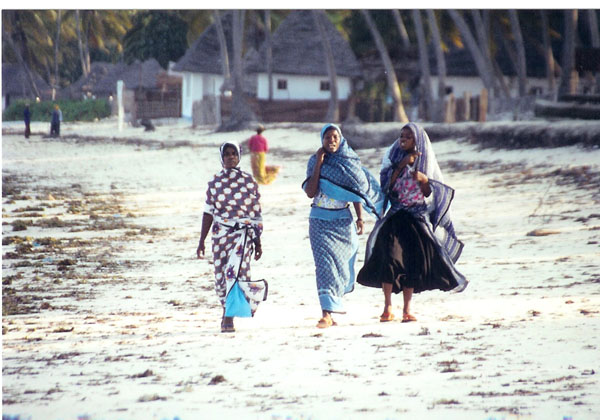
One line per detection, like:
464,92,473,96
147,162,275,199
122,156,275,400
221,316,235,333
402,313,417,323
316,317,333,329
380,313,395,322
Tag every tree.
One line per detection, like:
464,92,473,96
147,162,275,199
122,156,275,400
391,10,411,48
558,10,578,97
221,10,257,131
123,11,188,68
313,11,339,122
412,10,433,121
213,10,231,92
447,10,495,99
509,10,528,96
264,10,273,101
540,10,557,97
426,9,447,122
360,10,408,122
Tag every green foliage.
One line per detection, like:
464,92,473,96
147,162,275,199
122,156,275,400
122,10,188,69
2,99,111,122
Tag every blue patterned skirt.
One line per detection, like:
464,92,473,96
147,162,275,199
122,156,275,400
309,207,358,313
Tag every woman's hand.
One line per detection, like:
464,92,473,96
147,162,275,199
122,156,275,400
401,151,420,168
254,240,263,261
413,171,431,197
356,219,364,235
196,242,205,259
315,147,327,165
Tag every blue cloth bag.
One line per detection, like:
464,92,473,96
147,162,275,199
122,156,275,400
225,281,253,317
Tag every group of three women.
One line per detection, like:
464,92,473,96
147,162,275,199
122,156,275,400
197,123,468,333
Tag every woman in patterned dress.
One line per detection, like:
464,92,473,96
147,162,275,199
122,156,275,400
197,142,266,333
357,123,468,323
303,124,384,329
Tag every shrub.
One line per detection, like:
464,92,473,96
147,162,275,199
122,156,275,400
2,99,111,122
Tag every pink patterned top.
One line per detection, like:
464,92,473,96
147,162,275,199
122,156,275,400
391,167,425,208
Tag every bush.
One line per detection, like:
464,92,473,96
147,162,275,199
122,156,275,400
2,99,111,122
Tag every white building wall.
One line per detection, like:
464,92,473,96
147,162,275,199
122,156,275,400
256,73,352,100
180,72,226,119
430,76,549,98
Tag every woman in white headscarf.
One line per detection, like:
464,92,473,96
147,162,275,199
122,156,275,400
197,142,267,333
357,123,468,323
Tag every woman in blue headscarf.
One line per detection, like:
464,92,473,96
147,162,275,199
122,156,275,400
357,123,468,323
303,123,384,328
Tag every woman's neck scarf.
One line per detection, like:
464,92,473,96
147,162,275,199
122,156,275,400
220,142,241,168
380,122,463,262
303,123,384,218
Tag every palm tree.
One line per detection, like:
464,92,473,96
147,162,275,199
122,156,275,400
509,10,528,97
558,10,578,97
412,10,433,121
224,10,257,130
264,10,273,101
361,9,408,122
587,10,600,47
426,9,447,122
540,10,557,98
313,11,339,122
447,10,495,101
391,10,411,48
213,10,231,92
53,10,62,97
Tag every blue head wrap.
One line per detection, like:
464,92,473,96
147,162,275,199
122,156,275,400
303,123,384,218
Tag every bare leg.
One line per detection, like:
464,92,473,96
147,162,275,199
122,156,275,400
402,287,416,322
382,282,393,317
317,310,334,328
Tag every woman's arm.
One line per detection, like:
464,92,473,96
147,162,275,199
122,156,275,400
353,202,364,235
304,148,326,198
387,151,420,191
196,212,214,258
413,171,432,197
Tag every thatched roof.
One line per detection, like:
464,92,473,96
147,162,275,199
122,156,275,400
246,10,362,78
2,63,52,99
68,62,116,97
172,12,233,74
93,59,164,95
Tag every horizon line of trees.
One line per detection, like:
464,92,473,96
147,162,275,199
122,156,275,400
3,9,599,126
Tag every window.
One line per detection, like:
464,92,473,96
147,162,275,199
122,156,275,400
320,81,330,91
277,79,287,90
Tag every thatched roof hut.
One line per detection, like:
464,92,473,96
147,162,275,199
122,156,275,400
67,62,116,99
2,63,52,102
172,12,233,75
245,10,362,78
93,59,164,96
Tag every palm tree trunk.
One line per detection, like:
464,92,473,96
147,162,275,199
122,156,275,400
313,11,339,122
391,10,411,48
559,10,578,97
448,10,495,107
265,10,273,101
225,10,257,129
588,10,600,47
412,10,433,121
53,10,61,97
75,10,89,77
540,10,557,98
213,10,231,92
361,10,408,122
509,10,528,97
2,27,41,99
426,10,447,122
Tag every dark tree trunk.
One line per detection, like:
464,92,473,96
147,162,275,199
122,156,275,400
313,11,339,122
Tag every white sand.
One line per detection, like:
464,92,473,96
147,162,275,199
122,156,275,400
2,118,599,420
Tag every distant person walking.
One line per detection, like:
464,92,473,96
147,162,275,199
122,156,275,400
248,124,280,185
303,123,384,328
357,123,468,323
23,104,31,138
50,104,62,137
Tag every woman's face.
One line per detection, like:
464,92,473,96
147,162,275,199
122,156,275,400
222,146,240,169
399,127,416,152
322,128,341,154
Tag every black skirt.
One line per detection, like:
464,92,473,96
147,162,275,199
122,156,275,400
357,209,461,294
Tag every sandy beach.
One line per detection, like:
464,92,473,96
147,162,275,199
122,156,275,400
2,118,599,420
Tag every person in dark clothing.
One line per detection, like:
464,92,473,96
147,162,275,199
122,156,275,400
50,104,61,137
24,104,31,138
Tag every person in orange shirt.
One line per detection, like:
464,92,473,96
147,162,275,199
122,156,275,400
248,124,280,185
